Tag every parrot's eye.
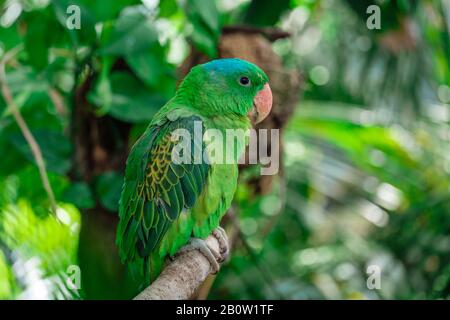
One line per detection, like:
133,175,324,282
239,76,251,86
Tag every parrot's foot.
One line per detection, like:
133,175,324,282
212,226,229,262
177,238,221,274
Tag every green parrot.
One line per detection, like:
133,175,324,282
116,58,272,284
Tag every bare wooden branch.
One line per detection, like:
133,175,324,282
0,46,58,214
48,87,68,117
134,234,222,300
222,25,291,42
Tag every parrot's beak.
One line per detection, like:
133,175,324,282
249,83,273,124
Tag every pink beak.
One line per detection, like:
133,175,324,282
250,83,273,124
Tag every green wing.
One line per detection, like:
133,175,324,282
116,115,209,269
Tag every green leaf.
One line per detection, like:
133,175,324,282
3,68,49,96
51,0,97,46
159,0,178,17
87,56,114,115
0,134,28,177
78,0,140,22
185,0,221,57
126,48,164,87
244,0,290,27
94,172,124,212
10,166,70,213
187,0,220,32
9,130,72,175
0,68,50,120
61,182,95,209
99,5,158,56
0,25,22,51
105,72,166,123
0,198,80,299
22,9,61,70
0,250,15,299
125,44,176,91
190,19,218,58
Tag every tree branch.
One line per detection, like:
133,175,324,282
0,46,58,214
134,233,223,300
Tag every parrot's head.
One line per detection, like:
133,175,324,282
179,58,272,124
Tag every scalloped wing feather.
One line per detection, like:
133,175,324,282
116,115,210,278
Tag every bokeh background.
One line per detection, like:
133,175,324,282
0,0,449,300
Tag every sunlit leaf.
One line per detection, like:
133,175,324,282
99,5,158,56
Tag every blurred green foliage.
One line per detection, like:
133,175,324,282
0,0,449,299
